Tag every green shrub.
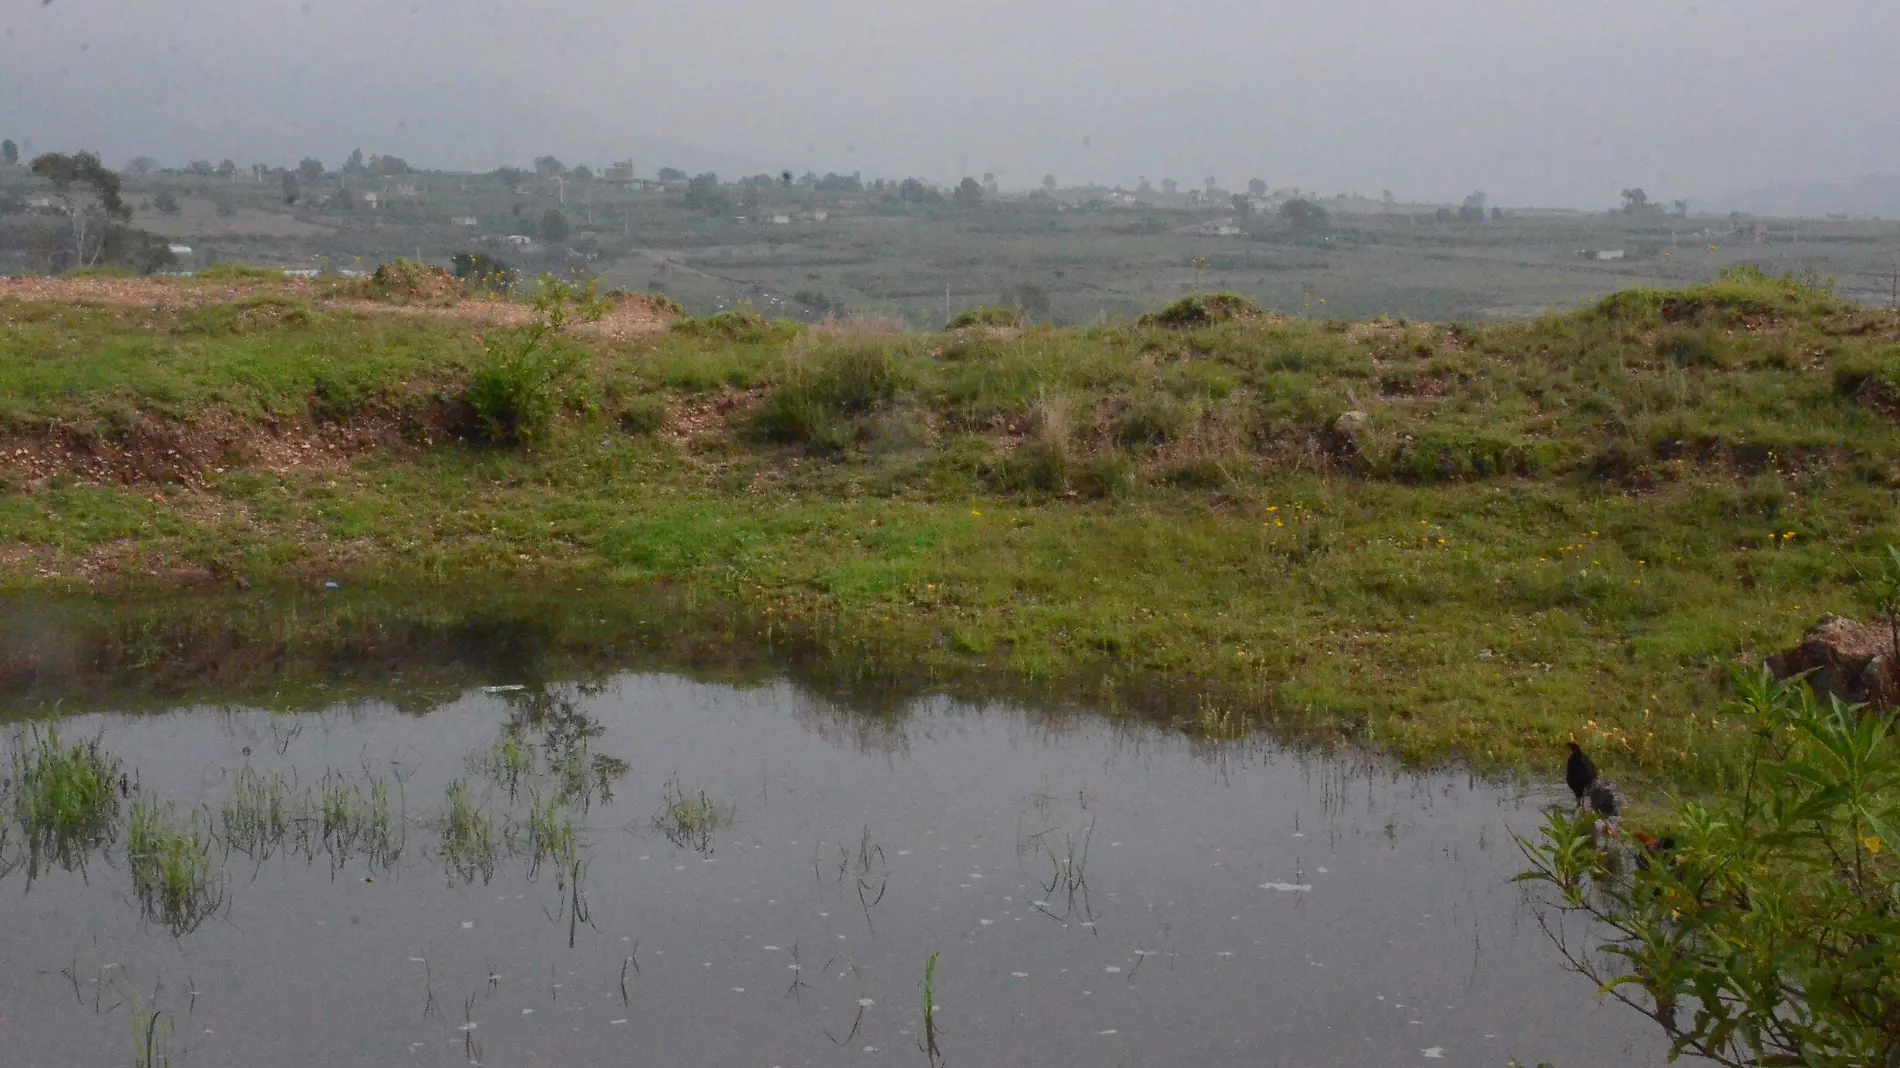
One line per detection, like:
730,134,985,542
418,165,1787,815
1518,666,1899,1068
1138,293,1261,328
466,345,583,446
945,307,1022,330
461,276,604,446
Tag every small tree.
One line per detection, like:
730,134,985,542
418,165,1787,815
186,160,214,177
216,159,237,179
126,156,159,176
1518,667,1898,1068
297,158,325,183
464,275,607,447
1161,177,1178,195
534,155,566,178
1459,190,1488,221
1248,178,1268,197
540,208,570,244
1621,187,1651,215
281,171,299,205
29,151,130,268
1042,174,1057,194
657,167,687,182
1,139,16,166
953,177,984,209
152,189,180,216
344,148,365,176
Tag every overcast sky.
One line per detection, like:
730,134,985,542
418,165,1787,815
3,0,1896,207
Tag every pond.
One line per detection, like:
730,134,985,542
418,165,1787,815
0,668,1666,1067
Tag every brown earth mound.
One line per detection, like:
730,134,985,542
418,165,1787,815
1767,614,1900,709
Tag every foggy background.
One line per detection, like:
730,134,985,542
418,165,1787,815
3,0,1897,209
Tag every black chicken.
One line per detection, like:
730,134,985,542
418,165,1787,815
1565,741,1599,809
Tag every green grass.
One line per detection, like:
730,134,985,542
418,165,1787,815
8,727,122,874
437,779,503,883
4,274,1900,790
125,798,222,935
652,775,734,855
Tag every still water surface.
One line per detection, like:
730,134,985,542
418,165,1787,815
1,673,1663,1067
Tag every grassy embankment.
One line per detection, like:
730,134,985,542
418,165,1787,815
3,269,1898,782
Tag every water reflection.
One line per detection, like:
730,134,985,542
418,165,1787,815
0,668,1667,1067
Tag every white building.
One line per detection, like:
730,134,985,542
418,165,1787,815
451,216,478,227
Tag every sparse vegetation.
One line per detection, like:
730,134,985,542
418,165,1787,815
945,306,1021,330
652,775,734,855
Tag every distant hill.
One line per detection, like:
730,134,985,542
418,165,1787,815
1705,174,1900,219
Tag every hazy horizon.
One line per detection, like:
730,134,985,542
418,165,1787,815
4,1,1898,210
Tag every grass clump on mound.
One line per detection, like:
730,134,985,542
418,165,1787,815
356,259,462,305
672,303,796,344
754,340,900,450
1139,292,1262,328
945,307,1023,330
1595,265,1845,324
195,263,288,283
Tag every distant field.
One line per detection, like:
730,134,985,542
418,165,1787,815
5,163,1898,325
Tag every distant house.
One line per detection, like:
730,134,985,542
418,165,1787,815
167,244,193,259
769,213,792,225
26,196,58,211
283,268,320,279
360,192,379,209
501,234,534,247
606,160,637,185
451,216,479,227
811,210,828,221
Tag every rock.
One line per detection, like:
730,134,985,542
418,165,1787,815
1326,410,1371,471
1767,614,1900,708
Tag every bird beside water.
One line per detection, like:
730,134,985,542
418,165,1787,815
1565,741,1599,810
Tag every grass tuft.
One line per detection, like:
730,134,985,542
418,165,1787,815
8,727,122,875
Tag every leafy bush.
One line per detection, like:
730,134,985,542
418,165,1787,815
1138,293,1261,328
1518,667,1898,1068
945,307,1022,330
461,276,606,446
754,342,899,449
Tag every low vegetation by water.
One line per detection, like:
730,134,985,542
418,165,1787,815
4,268,1900,784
